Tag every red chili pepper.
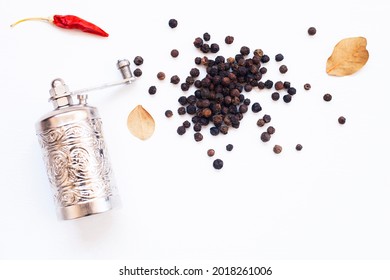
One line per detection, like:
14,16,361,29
10,15,109,37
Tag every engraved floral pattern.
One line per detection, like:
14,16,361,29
37,118,115,207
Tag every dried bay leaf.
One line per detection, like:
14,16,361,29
326,37,369,76
127,105,155,140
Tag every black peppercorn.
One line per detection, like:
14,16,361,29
203,32,211,41
169,19,178,28
283,94,292,103
210,126,220,136
273,145,282,154
207,149,215,157
244,84,252,92
225,35,234,44
219,125,229,135
193,37,203,48
296,144,303,151
287,87,296,95
226,144,234,151
181,83,190,91
186,104,196,115
261,55,270,63
171,49,179,58
279,65,288,74
148,86,157,95
338,116,346,124
251,102,262,113
275,81,284,90
264,80,273,89
304,83,311,90
133,68,142,77
283,81,291,89
190,68,200,78
194,132,203,142
157,72,166,80
323,93,332,102
165,110,173,118
213,159,224,170
240,46,250,56
183,120,191,128
177,106,186,115
194,57,202,65
267,126,275,134
178,96,187,105
193,123,202,132
133,56,144,66
210,43,220,53
258,81,265,89
263,114,271,123
201,43,210,53
177,126,186,135
261,132,271,142
170,75,180,84
308,27,317,35
271,92,280,101
257,119,265,127
275,53,284,62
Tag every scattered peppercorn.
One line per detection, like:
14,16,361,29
194,132,203,142
264,80,273,89
170,75,180,84
279,65,288,74
194,57,202,65
225,35,234,44
203,32,211,41
210,43,220,53
207,149,215,157
157,71,166,80
133,68,142,77
165,110,173,118
273,145,282,154
240,46,250,56
308,27,317,36
169,19,178,28
257,118,265,127
251,102,262,113
296,144,303,151
190,68,200,77
275,53,284,62
275,81,284,90
133,56,144,66
338,116,346,124
177,126,186,135
148,86,157,95
213,159,224,170
183,120,191,128
177,106,186,115
271,92,280,101
283,81,291,89
261,55,270,63
263,114,271,123
323,93,332,102
181,83,190,91
171,49,179,58
226,144,234,151
304,83,311,90
193,37,203,48
287,87,296,95
261,132,271,142
254,49,264,57
267,126,275,134
283,94,292,103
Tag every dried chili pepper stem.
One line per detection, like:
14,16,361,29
10,17,53,27
10,15,109,37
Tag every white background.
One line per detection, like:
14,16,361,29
1,0,390,261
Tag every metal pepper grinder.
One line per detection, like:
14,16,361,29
36,59,134,220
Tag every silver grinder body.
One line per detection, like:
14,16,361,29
36,79,118,220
